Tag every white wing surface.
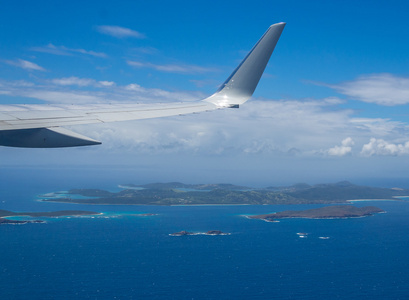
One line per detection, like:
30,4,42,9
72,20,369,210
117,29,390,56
0,22,285,148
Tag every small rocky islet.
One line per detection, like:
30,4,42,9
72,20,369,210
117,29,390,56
0,210,100,225
170,230,230,236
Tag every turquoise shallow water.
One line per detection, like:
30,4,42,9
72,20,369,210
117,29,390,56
1,173,409,299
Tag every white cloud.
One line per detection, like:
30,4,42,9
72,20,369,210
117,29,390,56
76,99,346,155
329,73,409,106
124,83,144,92
73,98,408,156
96,25,145,39
190,79,220,88
127,60,218,74
99,81,115,87
5,59,46,71
51,77,96,87
21,90,103,103
132,47,159,55
361,138,409,156
0,78,204,104
31,44,107,58
51,77,116,88
327,137,354,156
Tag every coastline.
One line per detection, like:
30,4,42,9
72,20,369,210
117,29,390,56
34,181,409,207
39,198,253,206
347,199,398,202
170,204,251,207
247,205,385,221
39,197,398,206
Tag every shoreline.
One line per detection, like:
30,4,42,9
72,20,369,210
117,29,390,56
246,205,385,222
170,204,251,207
35,196,409,206
39,199,254,206
347,199,398,202
39,197,399,206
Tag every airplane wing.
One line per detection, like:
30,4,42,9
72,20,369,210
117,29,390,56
0,22,285,148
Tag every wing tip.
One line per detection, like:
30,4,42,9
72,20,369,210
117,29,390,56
271,22,286,27
204,21,285,107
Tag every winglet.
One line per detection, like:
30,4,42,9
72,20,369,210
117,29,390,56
204,22,285,107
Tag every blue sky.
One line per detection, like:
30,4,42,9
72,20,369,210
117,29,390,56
1,0,409,187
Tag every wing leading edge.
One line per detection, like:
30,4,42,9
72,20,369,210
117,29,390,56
0,22,285,148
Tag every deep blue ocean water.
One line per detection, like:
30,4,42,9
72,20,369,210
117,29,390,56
1,171,409,299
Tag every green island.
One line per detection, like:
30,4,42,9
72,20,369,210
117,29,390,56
0,210,100,225
248,205,384,222
40,181,409,206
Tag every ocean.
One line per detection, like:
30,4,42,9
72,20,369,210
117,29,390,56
1,171,409,299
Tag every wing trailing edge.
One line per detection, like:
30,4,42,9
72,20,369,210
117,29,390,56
0,127,101,148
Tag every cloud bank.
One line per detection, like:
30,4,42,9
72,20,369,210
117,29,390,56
1,75,409,159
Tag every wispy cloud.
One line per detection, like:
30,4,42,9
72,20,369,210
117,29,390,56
51,77,96,87
0,77,203,105
4,59,46,71
99,81,115,87
31,44,107,58
127,60,218,74
96,25,145,39
51,77,115,87
21,90,103,103
325,73,409,106
132,47,159,55
190,79,221,88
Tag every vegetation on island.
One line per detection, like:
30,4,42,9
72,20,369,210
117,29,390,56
40,181,409,206
249,205,384,221
0,210,100,225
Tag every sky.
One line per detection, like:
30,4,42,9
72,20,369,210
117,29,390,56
1,0,409,187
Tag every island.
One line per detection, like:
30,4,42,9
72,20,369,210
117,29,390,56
0,218,46,225
39,181,409,206
0,210,100,225
170,231,194,236
130,213,157,217
248,205,384,222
